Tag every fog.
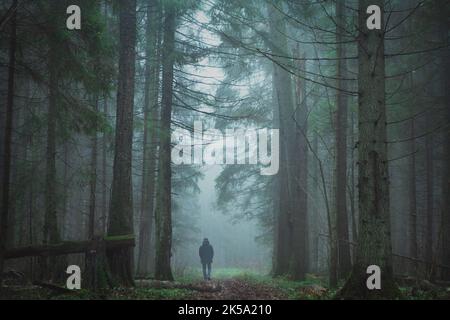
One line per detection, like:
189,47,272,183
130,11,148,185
174,165,270,275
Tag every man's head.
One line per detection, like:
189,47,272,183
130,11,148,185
203,238,209,245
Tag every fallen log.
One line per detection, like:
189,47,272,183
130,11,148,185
3,235,135,260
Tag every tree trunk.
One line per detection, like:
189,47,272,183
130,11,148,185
101,1,110,236
338,0,400,299
42,2,66,282
137,0,160,278
425,111,434,277
86,95,100,289
408,115,418,273
311,133,320,272
61,141,69,239
102,95,108,235
271,74,281,276
106,0,137,287
88,97,99,239
349,110,358,255
291,46,308,280
154,3,175,281
335,0,352,279
267,0,303,279
439,0,450,281
0,2,16,287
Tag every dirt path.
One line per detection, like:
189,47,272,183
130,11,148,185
190,279,287,300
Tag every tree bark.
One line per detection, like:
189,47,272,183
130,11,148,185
425,112,434,276
335,0,352,279
425,111,433,277
349,110,358,255
102,95,108,235
311,133,319,272
101,0,110,236
86,92,100,289
439,0,450,281
291,45,308,280
154,3,175,281
338,0,400,299
41,2,66,282
0,2,17,287
137,0,160,278
88,97,99,240
408,115,418,272
106,0,137,287
267,0,306,280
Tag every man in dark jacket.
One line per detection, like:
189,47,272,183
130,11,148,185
199,238,214,280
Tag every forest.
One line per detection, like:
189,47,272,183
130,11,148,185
0,0,449,300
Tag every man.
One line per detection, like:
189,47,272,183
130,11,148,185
199,238,214,280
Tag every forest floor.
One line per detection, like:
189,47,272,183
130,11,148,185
1,268,449,300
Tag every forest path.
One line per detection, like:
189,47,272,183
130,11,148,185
134,270,330,300
189,278,287,300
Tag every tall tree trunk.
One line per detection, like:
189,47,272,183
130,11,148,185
8,74,26,249
61,141,69,239
408,116,418,272
311,118,320,273
349,110,358,254
338,0,400,299
439,0,450,281
425,111,434,277
137,0,160,278
86,95,99,289
102,95,108,235
106,0,137,287
267,0,302,279
24,80,36,279
335,0,352,279
154,3,175,281
271,73,281,276
89,97,99,239
42,2,66,282
291,46,308,280
403,0,418,277
0,2,16,287
101,0,110,236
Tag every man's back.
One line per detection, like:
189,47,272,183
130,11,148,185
199,242,214,263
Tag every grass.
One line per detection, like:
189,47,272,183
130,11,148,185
177,267,333,299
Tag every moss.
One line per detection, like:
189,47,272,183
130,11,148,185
103,234,134,241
